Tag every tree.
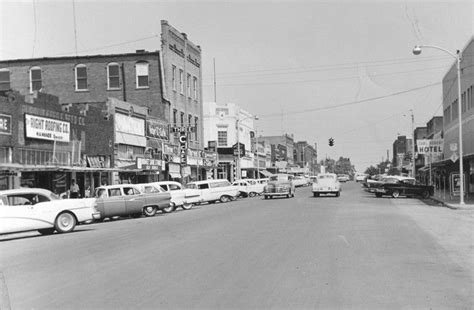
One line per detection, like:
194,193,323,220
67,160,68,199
365,165,379,176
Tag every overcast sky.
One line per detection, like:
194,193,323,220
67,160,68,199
1,0,473,171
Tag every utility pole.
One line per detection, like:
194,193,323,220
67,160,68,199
411,109,416,179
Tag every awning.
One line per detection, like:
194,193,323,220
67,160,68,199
259,170,273,177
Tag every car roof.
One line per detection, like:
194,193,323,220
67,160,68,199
0,188,54,196
152,181,182,185
188,179,230,185
97,184,140,189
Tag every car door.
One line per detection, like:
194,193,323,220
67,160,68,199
102,188,126,217
123,186,144,215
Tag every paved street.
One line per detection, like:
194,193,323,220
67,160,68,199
1,182,473,309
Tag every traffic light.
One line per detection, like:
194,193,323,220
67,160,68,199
329,138,334,147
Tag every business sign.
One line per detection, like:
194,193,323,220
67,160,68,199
146,119,169,140
179,133,187,165
416,139,443,154
232,142,245,157
25,114,70,142
0,114,12,135
136,157,162,171
115,113,145,136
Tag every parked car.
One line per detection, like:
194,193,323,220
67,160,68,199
292,176,309,187
263,174,295,199
151,181,199,210
366,176,414,193
312,173,341,197
255,178,269,186
375,179,433,198
337,174,350,182
232,179,265,197
94,184,172,219
0,188,100,235
308,175,318,183
184,179,239,204
135,183,175,214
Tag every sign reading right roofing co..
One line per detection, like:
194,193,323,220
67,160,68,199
416,139,443,154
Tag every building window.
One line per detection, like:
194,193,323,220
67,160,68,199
0,69,10,91
29,66,42,92
187,73,191,98
135,62,149,88
180,112,184,126
452,99,458,120
193,76,198,100
172,65,177,91
107,63,120,89
75,64,88,91
194,117,198,141
173,109,177,125
179,69,184,94
218,131,227,146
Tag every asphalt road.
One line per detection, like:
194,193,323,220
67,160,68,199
0,182,472,309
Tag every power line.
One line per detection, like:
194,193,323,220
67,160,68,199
260,81,441,118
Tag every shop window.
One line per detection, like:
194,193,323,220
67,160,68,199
30,66,42,92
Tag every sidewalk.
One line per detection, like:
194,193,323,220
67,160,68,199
430,190,474,210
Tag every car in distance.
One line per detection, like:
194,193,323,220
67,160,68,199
149,181,199,211
355,173,368,182
312,173,341,197
232,179,265,197
94,184,172,219
375,178,434,198
263,174,295,199
337,174,350,182
0,188,100,235
184,179,239,204
292,175,309,187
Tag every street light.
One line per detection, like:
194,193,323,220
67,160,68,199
236,114,258,180
412,44,464,204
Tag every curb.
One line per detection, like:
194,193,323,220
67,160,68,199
429,196,474,210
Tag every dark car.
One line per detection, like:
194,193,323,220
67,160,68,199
94,184,172,219
374,179,434,199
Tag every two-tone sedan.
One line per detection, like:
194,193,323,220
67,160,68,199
263,174,295,199
0,188,100,235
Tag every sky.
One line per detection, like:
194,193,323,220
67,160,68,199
1,0,473,171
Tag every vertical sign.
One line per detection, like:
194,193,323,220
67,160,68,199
179,132,187,165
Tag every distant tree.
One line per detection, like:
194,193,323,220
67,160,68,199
387,167,400,175
365,166,379,176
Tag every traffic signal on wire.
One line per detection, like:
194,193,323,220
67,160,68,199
329,138,334,147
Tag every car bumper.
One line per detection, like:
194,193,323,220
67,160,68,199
375,188,387,193
313,191,339,194
92,212,101,220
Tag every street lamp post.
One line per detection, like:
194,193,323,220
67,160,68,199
413,45,464,204
236,114,258,180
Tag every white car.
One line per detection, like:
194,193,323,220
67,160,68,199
150,181,200,210
312,173,341,197
232,179,265,197
355,173,368,182
184,179,239,204
0,188,100,235
292,176,308,187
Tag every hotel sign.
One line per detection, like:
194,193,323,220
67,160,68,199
25,114,70,142
416,139,443,155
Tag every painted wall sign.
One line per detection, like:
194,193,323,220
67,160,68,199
146,119,169,140
115,113,145,136
416,139,443,154
0,114,12,135
25,114,70,142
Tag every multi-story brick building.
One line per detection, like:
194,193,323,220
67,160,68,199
294,141,318,175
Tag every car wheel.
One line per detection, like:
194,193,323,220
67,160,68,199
54,212,76,233
38,228,55,235
220,195,230,203
375,193,382,198
182,202,193,210
264,195,268,199
421,190,430,199
335,192,340,197
249,192,256,198
162,203,175,213
313,193,319,197
144,206,157,217
392,190,400,198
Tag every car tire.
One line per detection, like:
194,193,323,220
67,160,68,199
220,195,230,203
162,203,175,213
249,192,256,198
375,193,382,198
182,202,193,210
335,192,340,197
38,228,55,235
264,195,268,199
144,206,157,217
54,212,76,233
313,193,319,197
392,190,400,198
421,190,430,199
